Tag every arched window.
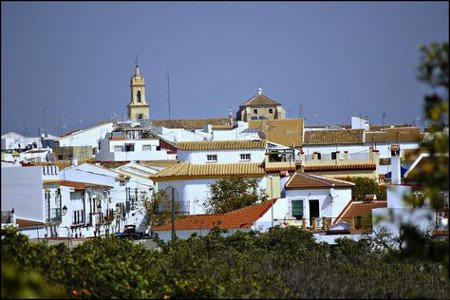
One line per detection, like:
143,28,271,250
137,91,142,103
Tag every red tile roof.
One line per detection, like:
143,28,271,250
154,200,276,231
285,173,354,190
43,180,112,190
16,219,46,228
333,200,387,224
304,163,376,172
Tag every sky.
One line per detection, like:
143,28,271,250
1,2,448,136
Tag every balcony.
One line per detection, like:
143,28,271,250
46,208,62,223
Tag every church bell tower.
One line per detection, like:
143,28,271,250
127,58,149,120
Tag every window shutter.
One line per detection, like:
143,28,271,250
292,200,303,218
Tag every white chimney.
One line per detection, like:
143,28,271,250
390,144,401,184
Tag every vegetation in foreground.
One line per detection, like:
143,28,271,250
1,226,449,299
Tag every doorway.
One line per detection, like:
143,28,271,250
309,199,320,227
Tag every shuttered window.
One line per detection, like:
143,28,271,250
291,200,303,219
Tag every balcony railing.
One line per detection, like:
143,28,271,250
46,208,62,223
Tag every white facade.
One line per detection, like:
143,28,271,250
153,126,211,143
96,137,176,161
211,121,260,141
372,184,436,241
177,148,265,164
158,177,267,215
351,116,370,130
61,163,156,232
284,188,352,226
1,132,42,150
1,166,45,221
57,122,115,149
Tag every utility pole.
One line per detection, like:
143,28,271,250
170,187,176,240
167,68,171,120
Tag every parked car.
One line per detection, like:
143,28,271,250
116,225,150,239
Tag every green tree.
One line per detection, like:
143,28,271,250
204,178,267,214
144,189,183,234
405,42,449,209
345,177,385,201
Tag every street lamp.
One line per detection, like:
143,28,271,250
62,205,68,216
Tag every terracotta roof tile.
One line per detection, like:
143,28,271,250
154,200,276,231
285,173,354,189
43,180,112,190
304,163,376,171
304,129,364,145
150,162,265,181
16,218,46,228
176,140,266,151
242,94,281,106
334,201,387,224
248,119,303,147
365,127,424,143
152,118,231,129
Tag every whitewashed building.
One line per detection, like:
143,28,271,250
57,122,115,149
1,165,113,238
151,140,268,215
95,125,177,161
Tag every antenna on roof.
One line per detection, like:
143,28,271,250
59,115,67,136
258,83,263,95
298,105,303,118
382,112,386,126
167,68,171,120
25,118,30,136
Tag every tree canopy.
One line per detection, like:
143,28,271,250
204,178,267,214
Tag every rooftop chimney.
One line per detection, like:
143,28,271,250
390,144,401,184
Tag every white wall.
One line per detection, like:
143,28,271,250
303,143,419,160
178,148,265,164
285,188,352,224
372,207,436,240
57,123,114,148
1,166,44,221
158,177,266,215
96,138,175,161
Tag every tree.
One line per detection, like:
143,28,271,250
204,178,267,214
144,190,182,234
404,42,449,209
344,177,385,201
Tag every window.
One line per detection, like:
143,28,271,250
291,200,304,220
253,109,258,114
114,146,123,152
58,155,64,160
250,116,258,120
269,108,273,114
331,152,338,160
142,145,152,151
125,144,135,152
137,91,142,103
240,153,251,161
72,209,84,224
207,154,218,162
138,114,143,119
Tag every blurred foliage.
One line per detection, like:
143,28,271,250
2,226,450,298
404,42,448,208
204,178,267,214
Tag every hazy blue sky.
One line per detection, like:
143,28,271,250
1,2,448,136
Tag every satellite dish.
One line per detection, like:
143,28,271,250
329,188,338,199
258,130,267,140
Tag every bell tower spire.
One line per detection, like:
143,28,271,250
127,56,149,120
